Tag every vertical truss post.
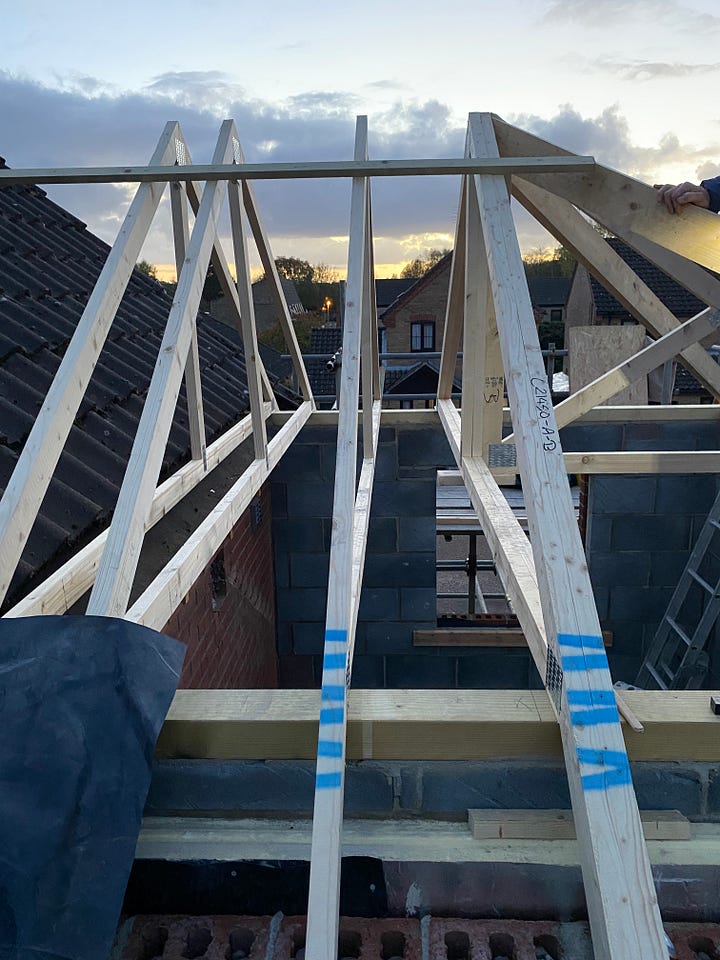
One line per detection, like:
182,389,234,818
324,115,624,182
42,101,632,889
87,122,236,618
227,127,269,462
438,177,467,401
306,116,381,960
467,112,666,960
169,137,206,465
0,122,181,606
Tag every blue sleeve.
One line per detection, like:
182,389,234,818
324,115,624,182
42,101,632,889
701,176,720,213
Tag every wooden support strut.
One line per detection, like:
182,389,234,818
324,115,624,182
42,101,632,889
306,116,379,960
464,113,666,960
87,122,237,618
0,121,181,608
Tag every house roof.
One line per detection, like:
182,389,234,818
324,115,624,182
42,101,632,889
590,237,707,319
0,162,298,608
375,278,416,310
379,254,452,320
306,327,342,399
527,277,571,308
383,359,461,396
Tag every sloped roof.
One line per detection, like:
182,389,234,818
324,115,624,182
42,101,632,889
306,326,342,398
0,162,298,608
380,254,452,320
590,237,707,318
527,276,571,308
383,359,461,395
375,278,416,310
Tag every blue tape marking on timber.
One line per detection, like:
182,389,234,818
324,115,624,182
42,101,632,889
318,740,343,758
324,654,346,670
562,654,608,672
321,685,346,702
557,633,604,650
570,707,620,726
325,629,348,645
577,747,632,791
566,689,614,707
320,707,344,725
316,772,342,789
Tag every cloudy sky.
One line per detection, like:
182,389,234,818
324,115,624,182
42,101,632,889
3,0,720,278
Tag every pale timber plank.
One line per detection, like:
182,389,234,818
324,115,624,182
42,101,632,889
510,176,720,399
155,689,720,763
563,450,720,474
0,122,180,607
467,808,690,841
0,155,597,186
125,401,312,630
4,407,269,618
468,112,665,960
438,177,467,400
87,123,236,618
170,173,206,464
306,117,373,960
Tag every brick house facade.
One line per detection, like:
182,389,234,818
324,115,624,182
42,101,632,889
380,256,452,355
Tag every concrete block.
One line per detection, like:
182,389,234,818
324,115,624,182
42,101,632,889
319,443,338,483
625,419,702,451
398,466,440,480
590,586,609,620
277,587,327,622
400,587,437,621
708,768,720,814
611,515,690,552
292,622,325,655
270,482,288,519
632,763,703,815
273,518,324,553
398,426,454,469
367,517,398,553
358,587,400,621
290,553,329,587
590,475,656,515
586,514,612,552
378,427,396,443
276,443,322,480
590,553,650,590
420,762,571,812
344,763,395,812
277,654,316,688
605,650,643,684
457,651,532,689
276,622,293,656
364,553,435,589
608,585,672,622
397,765,422,812
365,622,417,655
649,551,689,587
348,654,386,688
398,516,436,552
372,480,435,517
296,425,334,445
274,554,290,589
385,655,456,689
560,422,623,452
656,475,718,515
286,482,335,518
373,443,399,481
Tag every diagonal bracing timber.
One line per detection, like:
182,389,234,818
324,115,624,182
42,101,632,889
458,113,666,960
305,117,381,960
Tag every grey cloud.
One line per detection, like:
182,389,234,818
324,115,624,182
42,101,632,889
592,57,720,81
542,0,720,31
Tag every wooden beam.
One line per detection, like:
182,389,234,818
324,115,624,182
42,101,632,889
438,177,467,400
468,113,665,960
510,176,720,399
0,155,598,187
87,123,236,618
306,116,374,960
506,309,720,440
563,450,720,474
467,808,690,842
3,406,270,618
155,689,720,763
0,121,180,607
170,173,207,464
125,401,311,629
413,629,613,647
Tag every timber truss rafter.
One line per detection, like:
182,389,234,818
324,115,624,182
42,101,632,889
2,112,720,960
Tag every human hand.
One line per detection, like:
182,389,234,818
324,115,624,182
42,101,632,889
654,181,710,214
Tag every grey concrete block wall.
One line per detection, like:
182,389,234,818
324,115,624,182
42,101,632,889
271,415,720,690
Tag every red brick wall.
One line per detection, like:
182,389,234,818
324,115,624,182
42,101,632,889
162,486,278,689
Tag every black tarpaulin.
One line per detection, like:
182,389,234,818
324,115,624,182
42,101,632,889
0,615,185,960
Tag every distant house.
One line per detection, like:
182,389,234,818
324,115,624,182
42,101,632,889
204,276,304,334
380,255,452,355
566,237,715,402
527,277,571,326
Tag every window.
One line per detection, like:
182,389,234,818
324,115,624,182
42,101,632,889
411,320,435,352
550,308,562,322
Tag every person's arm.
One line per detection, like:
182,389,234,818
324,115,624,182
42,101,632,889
700,176,720,213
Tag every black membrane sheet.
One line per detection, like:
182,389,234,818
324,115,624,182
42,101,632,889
0,615,185,959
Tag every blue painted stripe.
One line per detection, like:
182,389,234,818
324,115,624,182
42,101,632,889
316,772,342,789
570,706,620,726
318,740,343,758
325,629,347,645
566,689,614,707
324,653,346,670
577,747,632,791
321,685,346,702
320,707,344,725
562,654,609,672
558,633,604,650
